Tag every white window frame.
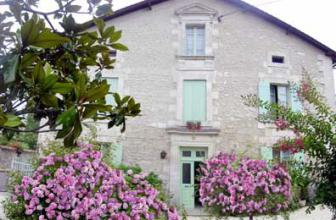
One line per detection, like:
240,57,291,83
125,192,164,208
185,24,206,56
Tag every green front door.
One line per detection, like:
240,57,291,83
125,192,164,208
180,148,207,209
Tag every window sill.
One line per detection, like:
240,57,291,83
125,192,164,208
166,126,220,135
267,63,289,68
176,55,214,60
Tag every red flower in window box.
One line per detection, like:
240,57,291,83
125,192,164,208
186,121,201,131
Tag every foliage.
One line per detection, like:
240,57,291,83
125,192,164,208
287,161,311,207
0,114,38,149
199,153,291,218
0,0,141,147
3,143,179,220
243,72,336,217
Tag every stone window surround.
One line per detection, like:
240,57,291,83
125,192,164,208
267,51,289,68
175,3,217,58
176,71,215,127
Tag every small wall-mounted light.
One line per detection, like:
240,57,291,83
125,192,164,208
160,151,167,159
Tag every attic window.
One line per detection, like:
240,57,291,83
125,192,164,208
272,55,285,64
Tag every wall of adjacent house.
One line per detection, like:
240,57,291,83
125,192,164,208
81,0,335,205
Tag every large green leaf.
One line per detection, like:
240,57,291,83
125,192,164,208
21,15,41,47
86,83,109,101
3,54,19,84
3,114,22,127
111,43,128,51
31,31,70,48
51,82,73,94
57,107,76,128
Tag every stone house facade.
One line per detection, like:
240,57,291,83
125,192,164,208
39,0,336,213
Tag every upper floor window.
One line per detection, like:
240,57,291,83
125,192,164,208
270,84,288,106
103,77,119,105
185,24,205,56
183,80,207,122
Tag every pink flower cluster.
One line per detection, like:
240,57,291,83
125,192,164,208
275,137,304,154
199,153,291,216
12,145,179,220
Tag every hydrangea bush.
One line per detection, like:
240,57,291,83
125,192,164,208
4,144,179,220
199,153,291,219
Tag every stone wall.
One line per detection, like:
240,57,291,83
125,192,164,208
0,146,36,192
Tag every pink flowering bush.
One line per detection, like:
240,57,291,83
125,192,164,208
4,144,179,220
199,153,291,218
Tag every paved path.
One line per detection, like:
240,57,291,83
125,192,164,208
0,193,332,220
187,205,332,220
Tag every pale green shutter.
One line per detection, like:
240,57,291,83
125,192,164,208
261,146,273,161
183,80,206,122
291,87,302,112
112,143,123,165
105,77,118,105
258,81,270,114
293,151,304,163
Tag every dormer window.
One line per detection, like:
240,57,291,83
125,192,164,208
186,24,205,56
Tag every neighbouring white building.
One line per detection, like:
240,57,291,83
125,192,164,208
39,0,336,214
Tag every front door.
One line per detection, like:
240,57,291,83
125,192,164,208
180,148,207,209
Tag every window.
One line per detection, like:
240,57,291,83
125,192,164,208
103,77,118,105
272,55,285,64
186,25,205,56
182,163,191,184
183,80,207,122
270,84,288,106
272,148,291,164
182,151,192,157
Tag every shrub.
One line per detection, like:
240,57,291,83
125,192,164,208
199,153,291,219
4,144,179,220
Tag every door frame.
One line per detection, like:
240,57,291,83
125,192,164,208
179,147,208,209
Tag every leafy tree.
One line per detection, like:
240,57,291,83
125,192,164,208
243,72,336,218
0,0,141,147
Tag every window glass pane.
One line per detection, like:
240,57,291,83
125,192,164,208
182,163,191,184
182,151,191,157
183,80,207,122
195,26,205,56
270,85,277,104
196,151,205,157
185,25,205,56
277,86,288,106
281,150,291,161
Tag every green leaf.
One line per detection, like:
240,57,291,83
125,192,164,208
41,94,58,107
93,18,105,35
57,107,76,127
95,4,113,17
3,54,19,84
32,62,45,83
31,31,70,48
86,83,109,101
21,15,41,46
3,114,22,127
65,5,81,12
21,53,38,69
42,74,58,90
51,82,73,94
111,43,128,51
102,26,115,39
109,30,122,42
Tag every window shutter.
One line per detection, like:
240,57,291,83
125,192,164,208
183,80,207,122
261,146,273,161
112,143,123,165
293,151,304,163
105,77,119,105
258,81,270,114
291,87,302,112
